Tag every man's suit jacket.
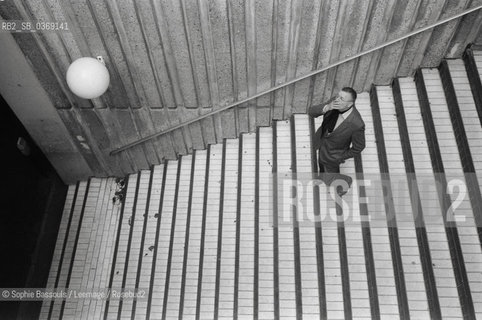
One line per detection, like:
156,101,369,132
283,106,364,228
312,106,365,166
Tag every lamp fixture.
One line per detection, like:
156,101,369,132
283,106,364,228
66,56,110,99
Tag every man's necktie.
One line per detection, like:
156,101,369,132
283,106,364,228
321,106,352,135
321,110,339,135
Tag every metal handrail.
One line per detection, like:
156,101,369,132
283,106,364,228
110,4,482,155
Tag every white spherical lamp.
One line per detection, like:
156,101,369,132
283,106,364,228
66,57,110,99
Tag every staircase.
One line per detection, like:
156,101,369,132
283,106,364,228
39,52,482,319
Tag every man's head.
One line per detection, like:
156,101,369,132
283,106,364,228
334,87,357,112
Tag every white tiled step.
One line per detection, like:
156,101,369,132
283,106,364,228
356,92,399,320
446,60,482,226
337,119,371,320
64,179,103,319
313,115,344,320
119,170,150,319
73,180,105,319
399,77,463,319
377,86,429,319
423,69,482,318
164,156,192,318
218,139,239,319
98,179,124,318
50,181,89,319
275,120,297,319
182,151,207,318
341,159,371,320
149,161,178,319
39,185,77,320
199,144,223,319
238,133,256,318
293,115,322,318
258,127,275,319
471,49,482,89
82,178,117,320
105,174,138,319
133,164,164,318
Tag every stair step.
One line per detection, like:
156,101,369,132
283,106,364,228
105,173,138,318
150,161,179,319
41,52,482,319
134,164,165,319
399,76,463,319
46,181,89,319
377,85,430,319
82,178,117,318
358,92,400,319
292,114,323,318
426,65,482,317
217,138,239,319
39,185,77,320
257,126,275,319
179,150,206,318
274,120,298,319
464,48,482,126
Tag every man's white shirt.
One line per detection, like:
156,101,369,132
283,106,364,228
334,107,353,130
322,105,353,131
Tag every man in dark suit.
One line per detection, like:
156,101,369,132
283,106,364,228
308,87,365,195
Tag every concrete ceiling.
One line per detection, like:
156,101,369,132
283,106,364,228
1,0,482,183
